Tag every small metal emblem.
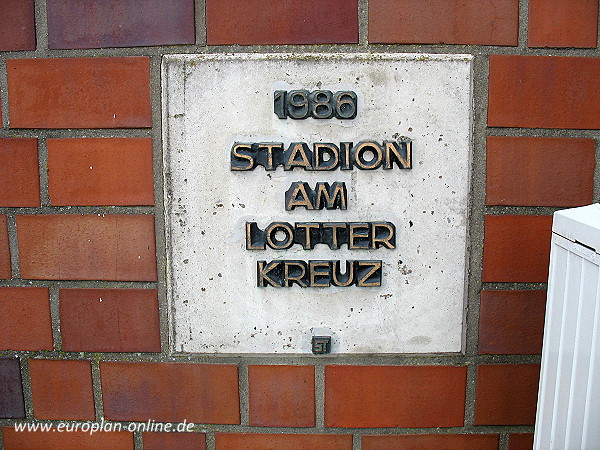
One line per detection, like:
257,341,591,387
312,336,332,354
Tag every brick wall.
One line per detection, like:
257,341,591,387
0,1,598,449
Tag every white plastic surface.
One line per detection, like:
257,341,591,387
553,203,600,254
535,204,600,450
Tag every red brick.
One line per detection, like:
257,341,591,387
0,0,36,51
48,138,154,206
60,288,160,353
47,0,195,49
0,216,10,279
479,290,546,355
215,433,352,450
0,287,53,351
475,364,540,425
7,57,151,129
486,136,595,207
0,358,25,419
206,0,358,45
3,428,133,450
369,0,518,45
0,138,40,207
363,434,500,450
143,432,206,450
101,362,239,423
482,215,553,283
508,433,534,450
529,0,598,48
249,365,315,427
488,55,600,129
17,214,157,281
29,359,95,420
325,365,466,428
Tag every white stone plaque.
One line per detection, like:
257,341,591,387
162,53,473,354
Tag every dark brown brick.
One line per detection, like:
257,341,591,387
206,0,358,45
143,432,206,450
7,57,151,129
0,0,36,51
363,434,500,450
0,216,10,279
17,214,157,281
369,0,518,45
482,215,553,283
48,138,154,206
0,359,25,419
249,365,315,427
475,364,540,425
488,55,600,129
47,0,195,49
529,0,598,48
508,433,534,450
29,359,95,420
215,433,353,450
3,428,133,450
0,287,53,351
479,290,547,355
325,365,466,427
0,138,40,207
101,362,239,423
486,136,595,207
60,288,161,353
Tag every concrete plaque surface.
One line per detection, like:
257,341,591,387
162,53,473,353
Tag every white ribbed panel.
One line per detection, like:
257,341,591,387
535,232,600,450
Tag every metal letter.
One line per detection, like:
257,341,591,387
313,143,339,170
257,261,283,287
231,143,256,171
295,223,321,250
285,182,315,211
349,223,371,249
356,261,382,287
321,223,347,249
332,260,356,287
371,222,396,249
246,222,266,250
284,260,308,287
353,141,384,170
315,182,347,210
265,222,294,250
284,142,313,171
384,140,412,169
309,261,331,287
